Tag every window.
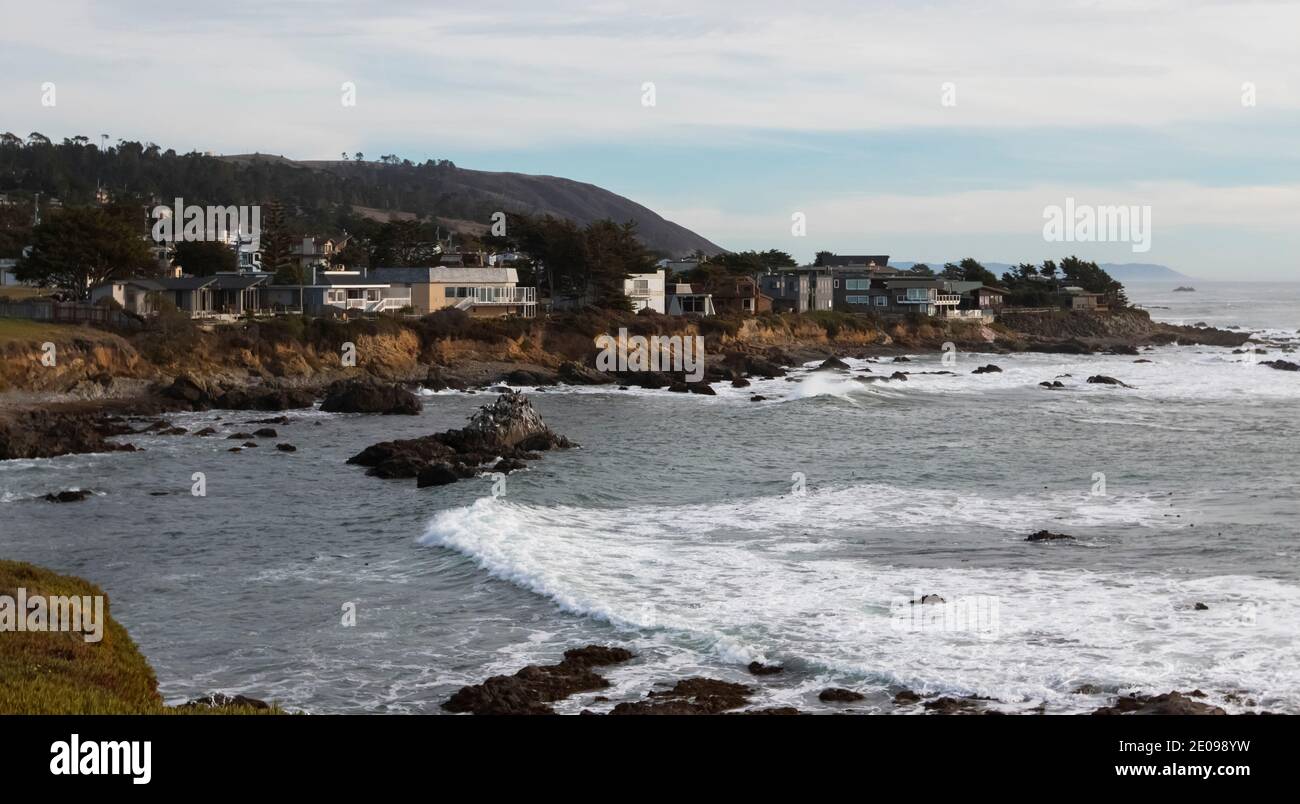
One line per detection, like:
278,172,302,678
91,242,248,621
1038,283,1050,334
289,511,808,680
845,279,869,291
846,295,870,304
874,296,887,306
743,298,754,311
833,279,840,288
633,279,649,293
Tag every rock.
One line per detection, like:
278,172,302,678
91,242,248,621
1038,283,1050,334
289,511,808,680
923,697,979,714
611,678,754,715
192,427,218,436
1133,359,1153,363
747,661,783,676
558,361,615,385
252,428,278,438
687,383,716,395
1087,375,1134,388
465,391,551,447
894,690,921,705
893,356,912,363
226,433,253,440
750,395,767,402
1262,360,1300,371
1194,602,1209,611
1072,684,1104,695
817,357,851,371
731,377,751,388
1026,530,1074,542
889,371,908,381
443,645,635,715
320,379,422,415
246,415,290,425
502,368,558,386
493,458,527,474
1092,691,1226,716
911,594,945,604
44,489,94,503
228,447,242,453
424,366,467,392
819,688,865,703
1039,380,1065,389
275,443,297,452
178,693,271,711
417,463,460,487
1106,344,1140,355
972,364,1002,374
241,441,258,448
0,411,137,460
667,382,689,393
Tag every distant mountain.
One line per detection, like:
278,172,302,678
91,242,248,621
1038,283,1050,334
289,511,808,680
225,155,725,258
891,260,1191,282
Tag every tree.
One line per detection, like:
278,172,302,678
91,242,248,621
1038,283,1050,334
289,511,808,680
15,206,156,296
958,258,1001,287
813,251,834,267
174,240,237,276
1059,255,1128,307
0,203,32,258
909,263,934,276
259,201,298,283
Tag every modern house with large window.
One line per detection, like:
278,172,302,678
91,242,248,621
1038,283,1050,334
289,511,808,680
371,265,535,317
834,275,1004,319
623,269,666,314
665,282,715,316
759,266,834,313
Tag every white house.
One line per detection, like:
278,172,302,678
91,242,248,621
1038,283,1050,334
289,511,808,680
624,269,666,313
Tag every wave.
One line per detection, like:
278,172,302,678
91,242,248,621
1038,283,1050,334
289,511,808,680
417,488,1300,711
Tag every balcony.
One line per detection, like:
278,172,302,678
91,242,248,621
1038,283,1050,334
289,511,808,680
452,286,538,317
895,294,961,306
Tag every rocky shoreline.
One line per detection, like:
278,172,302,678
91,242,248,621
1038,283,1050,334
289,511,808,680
440,644,1265,716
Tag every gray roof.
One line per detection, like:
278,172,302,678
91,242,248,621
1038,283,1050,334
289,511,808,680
373,266,519,284
110,278,166,291
821,254,890,267
158,276,218,291
210,273,269,290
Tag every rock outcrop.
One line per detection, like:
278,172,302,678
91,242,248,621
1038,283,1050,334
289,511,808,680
442,645,634,715
348,392,573,486
320,378,421,415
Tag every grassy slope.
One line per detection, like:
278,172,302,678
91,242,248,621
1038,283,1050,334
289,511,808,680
0,559,277,714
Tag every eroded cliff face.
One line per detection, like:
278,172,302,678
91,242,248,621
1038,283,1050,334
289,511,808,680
0,336,150,394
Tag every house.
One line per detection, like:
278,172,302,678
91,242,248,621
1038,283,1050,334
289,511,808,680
155,276,219,314
1059,286,1106,311
291,235,349,273
946,282,1006,316
90,278,167,315
264,268,410,315
835,276,960,316
210,273,270,315
370,265,534,318
709,275,772,315
759,266,834,313
0,258,20,286
623,269,666,314
665,282,715,316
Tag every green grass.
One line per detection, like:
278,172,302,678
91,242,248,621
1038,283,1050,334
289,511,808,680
0,560,281,715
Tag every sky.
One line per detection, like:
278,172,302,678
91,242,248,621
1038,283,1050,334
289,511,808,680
1,0,1298,279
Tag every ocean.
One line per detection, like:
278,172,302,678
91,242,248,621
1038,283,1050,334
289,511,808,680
3,280,1298,714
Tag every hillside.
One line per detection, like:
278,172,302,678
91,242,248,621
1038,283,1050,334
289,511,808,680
227,154,725,257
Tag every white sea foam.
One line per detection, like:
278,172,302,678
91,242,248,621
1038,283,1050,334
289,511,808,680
419,489,1300,712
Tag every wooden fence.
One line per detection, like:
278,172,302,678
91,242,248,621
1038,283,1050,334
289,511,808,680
0,300,140,329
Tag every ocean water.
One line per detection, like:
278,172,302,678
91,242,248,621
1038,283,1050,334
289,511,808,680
2,282,1298,714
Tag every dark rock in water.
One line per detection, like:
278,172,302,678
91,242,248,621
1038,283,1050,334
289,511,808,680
44,489,94,503
352,392,572,486
417,463,459,487
1133,359,1153,363
923,697,979,715
731,377,751,388
252,428,278,438
443,645,635,715
424,366,468,392
275,443,296,452
817,357,851,371
226,433,253,440
502,368,558,386
1072,684,1104,695
1039,380,1065,389
911,594,945,604
889,371,909,381
320,378,421,415
750,395,768,402
893,356,912,363
228,447,242,453
241,441,258,448
1263,360,1300,371
742,707,803,715
1087,375,1134,388
624,372,670,390
493,458,527,474
0,411,138,461
1194,602,1209,611
161,374,315,412
726,353,787,378
819,688,865,703
1026,530,1074,542
246,415,290,425
894,690,921,705
687,383,716,395
747,661,783,676
1107,344,1140,355
1092,691,1226,716
972,364,1002,374
558,360,615,385
192,427,218,436
487,385,511,393
667,382,689,393
611,678,754,715
179,692,271,711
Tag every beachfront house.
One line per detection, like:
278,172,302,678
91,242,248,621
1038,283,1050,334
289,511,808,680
371,265,536,318
624,269,666,313
263,267,411,315
708,275,772,315
665,282,716,316
759,266,834,313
